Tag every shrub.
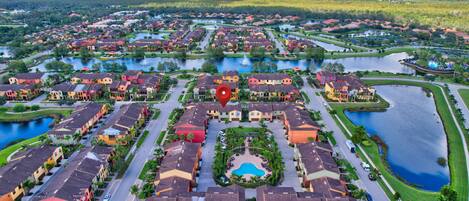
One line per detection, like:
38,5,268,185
13,104,26,112
31,105,40,111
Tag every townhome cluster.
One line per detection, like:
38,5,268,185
193,71,240,101
146,141,354,201
211,27,274,52
247,73,299,101
0,73,48,100
30,146,114,201
48,71,162,101
126,27,206,52
284,36,317,52
174,102,320,144
193,71,300,102
316,71,375,102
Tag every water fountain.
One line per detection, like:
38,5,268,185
241,53,249,66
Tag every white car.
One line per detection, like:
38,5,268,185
361,162,371,172
103,194,111,201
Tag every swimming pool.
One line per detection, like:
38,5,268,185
232,162,265,177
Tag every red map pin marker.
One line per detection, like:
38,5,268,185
216,84,231,107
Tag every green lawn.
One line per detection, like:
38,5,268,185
0,134,46,166
458,89,469,110
0,108,72,122
330,80,468,201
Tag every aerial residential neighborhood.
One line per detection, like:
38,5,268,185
0,1,468,201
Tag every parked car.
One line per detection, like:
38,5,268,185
361,161,371,172
365,192,373,201
345,140,356,153
103,194,111,201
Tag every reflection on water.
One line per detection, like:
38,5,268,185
33,52,414,74
0,117,54,150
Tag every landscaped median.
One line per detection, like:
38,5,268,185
329,80,468,201
458,89,469,110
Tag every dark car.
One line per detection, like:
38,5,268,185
365,193,373,201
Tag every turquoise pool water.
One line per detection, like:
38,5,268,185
232,162,265,177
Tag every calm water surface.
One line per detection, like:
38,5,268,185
345,85,449,191
0,117,54,150
33,52,414,74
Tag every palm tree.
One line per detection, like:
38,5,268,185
187,133,195,142
130,184,139,195
179,134,186,141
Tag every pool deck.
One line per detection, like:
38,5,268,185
226,139,270,180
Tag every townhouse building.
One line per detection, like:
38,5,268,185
154,141,202,197
48,103,107,145
0,84,41,100
30,146,113,201
0,146,63,201
174,103,242,143
71,73,114,85
193,72,239,101
97,103,149,145
256,186,354,201
49,82,103,101
324,75,375,102
8,73,47,85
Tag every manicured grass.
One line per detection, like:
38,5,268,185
458,89,469,110
152,109,161,120
0,134,46,166
301,91,310,104
138,160,158,180
330,80,468,201
0,108,72,122
156,131,166,145
136,130,150,149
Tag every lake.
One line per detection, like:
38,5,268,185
0,117,54,150
344,85,450,191
33,52,414,74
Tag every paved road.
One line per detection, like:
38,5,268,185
267,30,286,54
199,29,214,50
106,80,187,201
301,77,390,201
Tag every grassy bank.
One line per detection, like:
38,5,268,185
0,134,46,165
330,80,468,201
458,89,469,110
0,108,72,122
